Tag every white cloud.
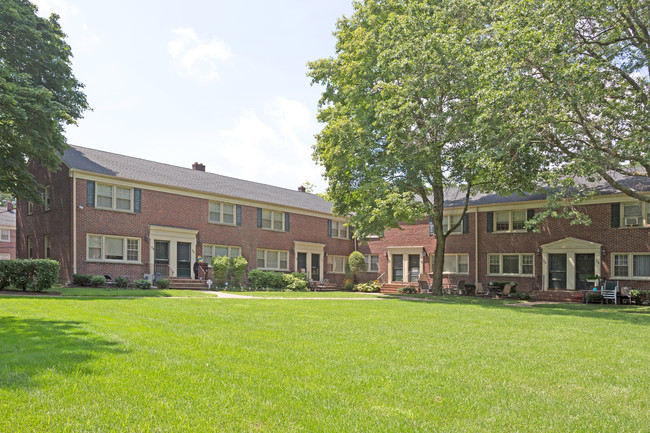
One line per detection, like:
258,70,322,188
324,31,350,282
207,97,326,191
168,28,232,82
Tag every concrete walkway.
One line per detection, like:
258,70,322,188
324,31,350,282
208,291,390,300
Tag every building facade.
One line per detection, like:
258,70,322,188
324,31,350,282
0,204,17,260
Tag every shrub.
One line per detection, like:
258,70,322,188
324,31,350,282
586,292,603,303
630,290,649,305
90,275,106,287
73,273,93,286
247,270,285,290
211,256,229,287
348,251,366,283
290,272,308,282
354,281,381,292
283,273,308,291
398,286,418,294
343,278,354,291
114,276,129,288
156,279,170,289
229,256,248,288
511,292,530,300
247,269,266,289
134,279,151,289
0,259,59,292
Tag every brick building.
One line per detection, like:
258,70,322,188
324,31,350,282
0,203,17,260
16,145,650,293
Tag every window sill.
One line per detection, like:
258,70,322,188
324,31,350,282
257,267,289,272
611,276,650,280
442,272,470,275
486,273,534,277
491,230,527,234
208,221,238,227
260,227,286,233
94,207,136,214
86,260,143,265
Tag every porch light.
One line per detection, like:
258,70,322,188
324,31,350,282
601,248,606,256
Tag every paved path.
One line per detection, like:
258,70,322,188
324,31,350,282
209,291,390,300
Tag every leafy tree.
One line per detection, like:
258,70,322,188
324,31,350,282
309,0,533,293
0,0,88,201
0,192,14,206
347,251,366,284
482,0,650,203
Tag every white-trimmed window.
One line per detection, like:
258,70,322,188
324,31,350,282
365,254,379,272
494,210,527,232
27,201,34,215
622,203,645,227
261,209,285,231
96,184,133,212
87,234,141,263
444,215,463,234
44,186,51,211
327,255,347,273
331,221,349,239
44,235,51,259
437,254,469,274
0,229,9,242
203,244,241,264
612,253,650,278
257,249,289,271
209,201,236,224
487,254,534,275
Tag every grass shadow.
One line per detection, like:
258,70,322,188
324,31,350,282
0,316,126,390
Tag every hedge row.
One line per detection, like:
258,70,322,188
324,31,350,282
0,259,60,292
247,270,309,291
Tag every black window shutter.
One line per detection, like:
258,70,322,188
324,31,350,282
257,208,262,228
428,218,435,236
526,209,535,231
462,214,469,234
134,188,141,213
236,205,242,226
487,212,494,233
611,203,620,228
87,181,95,207
285,212,290,232
328,220,332,237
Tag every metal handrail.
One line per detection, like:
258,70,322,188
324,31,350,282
154,263,174,278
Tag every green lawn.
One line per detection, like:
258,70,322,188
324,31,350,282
225,290,387,298
1,295,648,432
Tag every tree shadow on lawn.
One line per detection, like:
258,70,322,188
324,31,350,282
0,316,127,390
384,294,650,326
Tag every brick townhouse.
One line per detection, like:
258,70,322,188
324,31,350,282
16,145,650,294
357,180,650,293
16,145,367,285
0,203,17,260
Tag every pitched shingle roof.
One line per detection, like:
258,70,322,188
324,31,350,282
62,146,333,214
0,206,16,227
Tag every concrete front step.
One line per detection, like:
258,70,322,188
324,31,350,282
168,278,210,290
531,290,583,303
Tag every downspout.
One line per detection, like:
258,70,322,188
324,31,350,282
72,171,77,275
474,207,479,283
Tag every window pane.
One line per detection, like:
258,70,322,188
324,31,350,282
633,255,650,277
115,187,131,210
230,247,241,257
127,239,139,261
209,202,220,222
443,255,457,274
214,246,229,257
522,255,534,275
267,251,279,269
489,255,500,274
624,204,642,217
280,252,288,269
222,204,234,224
340,225,348,238
105,238,123,260
332,221,340,238
495,212,509,231
614,254,629,277
458,255,469,273
97,184,113,208
273,212,283,230
203,246,213,263
512,210,526,230
502,255,519,274
262,210,272,229
448,215,462,234
370,255,379,272
0,230,8,241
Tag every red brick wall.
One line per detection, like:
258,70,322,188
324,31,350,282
16,163,73,281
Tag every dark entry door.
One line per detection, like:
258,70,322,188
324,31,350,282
177,242,191,278
548,253,567,289
575,253,595,291
154,241,170,276
297,253,307,274
408,254,420,283
311,253,320,281
392,254,403,282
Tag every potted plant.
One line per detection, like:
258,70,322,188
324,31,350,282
585,274,600,289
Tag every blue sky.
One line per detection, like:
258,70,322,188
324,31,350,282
32,0,355,192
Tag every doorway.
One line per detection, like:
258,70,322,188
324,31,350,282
392,254,404,282
548,253,567,289
177,242,191,278
154,241,170,276
311,253,321,281
408,254,420,282
575,253,595,291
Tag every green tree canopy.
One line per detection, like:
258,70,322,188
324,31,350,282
309,0,538,292
482,0,650,202
0,0,88,201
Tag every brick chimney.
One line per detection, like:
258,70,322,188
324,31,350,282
192,162,205,172
6,202,14,212
298,185,306,193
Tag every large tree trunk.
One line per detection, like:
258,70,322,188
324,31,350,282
429,184,446,295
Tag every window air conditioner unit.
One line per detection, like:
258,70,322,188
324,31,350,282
624,217,640,226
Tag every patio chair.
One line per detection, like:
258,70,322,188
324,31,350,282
454,280,467,296
418,274,431,294
618,286,631,305
496,283,512,298
474,282,489,297
601,280,618,305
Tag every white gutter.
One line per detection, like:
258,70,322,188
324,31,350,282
72,171,77,274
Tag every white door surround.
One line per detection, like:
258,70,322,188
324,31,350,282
540,237,602,291
148,225,198,278
386,246,426,283
294,241,325,281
